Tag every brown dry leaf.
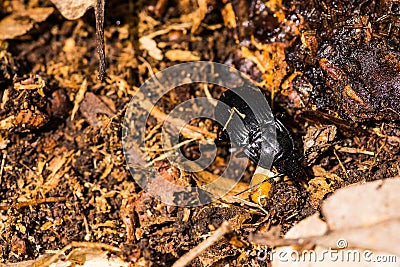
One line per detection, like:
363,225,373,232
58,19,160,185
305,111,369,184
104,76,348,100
0,7,54,40
79,92,115,126
285,213,328,239
268,177,400,266
188,161,250,203
50,0,96,20
307,165,342,208
303,125,337,164
322,177,400,230
165,49,201,61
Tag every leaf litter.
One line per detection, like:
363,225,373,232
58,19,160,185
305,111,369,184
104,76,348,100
0,0,399,266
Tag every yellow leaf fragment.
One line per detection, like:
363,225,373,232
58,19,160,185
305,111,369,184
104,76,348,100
221,3,237,28
165,50,200,61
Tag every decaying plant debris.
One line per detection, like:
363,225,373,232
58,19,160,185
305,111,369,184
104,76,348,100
0,0,399,266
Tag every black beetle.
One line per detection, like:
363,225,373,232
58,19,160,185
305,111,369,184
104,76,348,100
215,86,307,182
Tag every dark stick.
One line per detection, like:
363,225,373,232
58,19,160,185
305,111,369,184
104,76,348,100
95,0,106,80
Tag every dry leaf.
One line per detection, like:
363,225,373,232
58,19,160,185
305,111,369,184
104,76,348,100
50,0,96,20
307,165,342,208
79,92,115,126
285,213,328,239
322,177,400,230
303,125,337,164
188,161,250,203
0,7,54,40
269,177,400,266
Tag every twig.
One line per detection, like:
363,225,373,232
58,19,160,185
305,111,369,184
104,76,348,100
146,104,217,141
0,196,66,211
369,139,386,172
334,145,374,156
144,138,196,152
71,78,87,120
95,0,106,80
172,221,232,267
0,153,5,184
41,241,121,267
139,56,164,90
333,149,349,179
232,196,265,209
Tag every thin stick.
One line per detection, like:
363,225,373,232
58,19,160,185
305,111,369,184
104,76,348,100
144,138,196,152
234,174,284,196
41,241,121,267
172,221,232,267
334,145,374,156
232,196,266,209
333,149,349,179
222,108,235,131
0,153,5,184
0,196,66,211
95,0,106,80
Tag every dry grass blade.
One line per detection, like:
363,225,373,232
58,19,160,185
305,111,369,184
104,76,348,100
0,196,66,211
40,241,122,267
172,221,232,267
